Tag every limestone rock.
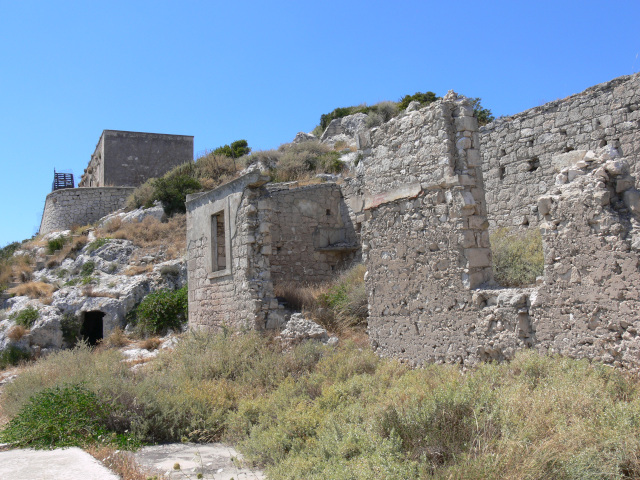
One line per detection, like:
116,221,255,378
292,132,317,144
277,313,335,346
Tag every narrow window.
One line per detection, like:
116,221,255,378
211,211,227,272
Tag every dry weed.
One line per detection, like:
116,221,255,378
8,281,56,301
6,325,27,341
44,235,88,268
97,214,186,254
124,265,152,276
83,286,119,299
141,337,162,351
87,446,162,480
102,216,122,234
101,327,130,348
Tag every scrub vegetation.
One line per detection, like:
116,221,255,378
2,331,640,479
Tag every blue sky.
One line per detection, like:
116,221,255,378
1,0,638,246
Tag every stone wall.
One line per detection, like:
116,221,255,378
186,172,283,331
361,89,640,370
480,72,640,229
39,187,134,234
79,130,194,187
361,93,495,364
265,182,359,285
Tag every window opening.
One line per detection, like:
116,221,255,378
212,212,227,272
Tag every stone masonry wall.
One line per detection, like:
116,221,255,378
480,72,640,229
266,182,359,285
186,173,284,332
362,93,495,363
40,187,134,234
362,90,640,370
79,130,194,187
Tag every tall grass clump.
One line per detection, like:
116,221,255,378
274,263,367,332
273,141,342,182
491,227,544,287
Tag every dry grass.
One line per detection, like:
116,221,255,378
87,445,163,480
274,264,368,333
101,327,130,348
45,235,88,268
8,281,56,303
124,265,153,276
0,255,34,287
82,286,120,299
140,337,162,351
97,214,186,259
6,325,27,341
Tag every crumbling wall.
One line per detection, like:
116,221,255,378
363,92,640,369
362,93,494,364
480,72,640,229
40,187,134,234
79,130,194,187
186,173,283,331
266,182,359,285
531,154,640,369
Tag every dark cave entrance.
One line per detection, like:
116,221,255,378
80,311,104,346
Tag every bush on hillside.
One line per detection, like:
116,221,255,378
153,172,202,216
130,286,188,335
212,139,251,159
398,91,439,110
9,306,39,328
274,141,343,182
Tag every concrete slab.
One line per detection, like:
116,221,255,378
0,447,119,480
133,443,265,479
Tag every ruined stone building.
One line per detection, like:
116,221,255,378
186,172,358,331
40,130,193,234
187,72,640,370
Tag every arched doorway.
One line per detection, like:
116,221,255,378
80,311,104,345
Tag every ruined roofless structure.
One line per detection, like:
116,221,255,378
187,72,640,370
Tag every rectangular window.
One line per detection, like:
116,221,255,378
211,211,227,272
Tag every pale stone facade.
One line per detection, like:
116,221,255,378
39,187,134,234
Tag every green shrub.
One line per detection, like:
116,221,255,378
86,237,111,254
131,286,188,334
80,261,95,277
212,139,251,158
398,91,439,110
0,346,31,369
0,383,131,449
491,227,544,287
125,178,155,210
153,172,202,216
60,313,82,346
469,97,495,126
47,236,68,254
0,241,21,261
10,306,39,328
